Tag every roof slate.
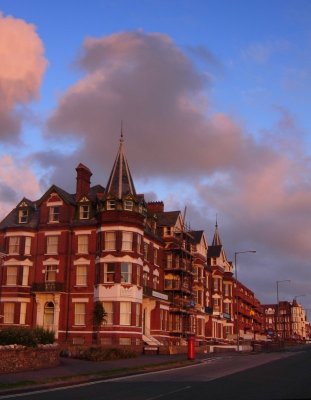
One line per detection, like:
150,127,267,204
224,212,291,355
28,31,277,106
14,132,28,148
155,211,180,227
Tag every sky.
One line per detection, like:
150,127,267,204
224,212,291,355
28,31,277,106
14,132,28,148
0,0,310,312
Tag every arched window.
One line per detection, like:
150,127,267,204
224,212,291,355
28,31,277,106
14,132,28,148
43,301,54,330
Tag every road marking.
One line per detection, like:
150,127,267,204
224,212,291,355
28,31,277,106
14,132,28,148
145,386,192,400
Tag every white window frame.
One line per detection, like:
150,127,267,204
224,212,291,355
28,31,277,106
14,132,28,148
49,206,60,222
154,248,158,265
74,303,86,326
144,242,148,260
103,301,113,325
104,263,115,283
20,302,27,325
46,236,58,254
121,262,132,283
9,236,20,255
122,231,133,251
76,265,87,286
167,253,172,268
7,266,17,285
136,266,141,286
224,302,230,315
124,200,133,211
153,276,158,289
18,209,28,223
78,235,88,254
104,231,116,251
22,265,29,286
45,265,57,282
120,301,131,326
107,200,116,210
136,303,141,327
143,272,148,287
24,237,31,255
137,234,142,253
4,302,14,324
79,204,90,219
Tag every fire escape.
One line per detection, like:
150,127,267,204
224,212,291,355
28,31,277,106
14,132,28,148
163,226,196,340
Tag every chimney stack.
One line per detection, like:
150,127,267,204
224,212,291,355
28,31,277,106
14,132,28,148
76,163,92,200
147,201,164,213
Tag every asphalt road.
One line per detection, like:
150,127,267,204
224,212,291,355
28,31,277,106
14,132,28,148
1,349,311,400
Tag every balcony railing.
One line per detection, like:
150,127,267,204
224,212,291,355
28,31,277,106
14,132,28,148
223,312,231,320
164,280,192,293
32,282,64,292
204,306,212,314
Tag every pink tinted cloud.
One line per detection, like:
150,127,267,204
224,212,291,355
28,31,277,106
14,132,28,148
0,12,47,140
0,155,41,217
43,31,311,278
47,31,251,179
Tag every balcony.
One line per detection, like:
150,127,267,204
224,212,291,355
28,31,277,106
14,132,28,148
223,312,231,320
32,282,64,292
170,297,195,313
164,280,192,294
205,306,213,315
165,262,193,275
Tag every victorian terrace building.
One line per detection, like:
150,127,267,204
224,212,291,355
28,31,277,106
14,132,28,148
0,135,270,349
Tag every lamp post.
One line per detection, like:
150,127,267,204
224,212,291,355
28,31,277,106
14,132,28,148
276,280,290,340
294,294,306,303
235,250,256,352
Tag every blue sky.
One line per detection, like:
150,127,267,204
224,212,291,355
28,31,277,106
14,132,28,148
0,0,310,310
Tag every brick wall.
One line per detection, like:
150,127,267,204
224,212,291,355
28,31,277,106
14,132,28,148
0,346,60,373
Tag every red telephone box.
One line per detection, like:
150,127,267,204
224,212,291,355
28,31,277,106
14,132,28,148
187,335,195,360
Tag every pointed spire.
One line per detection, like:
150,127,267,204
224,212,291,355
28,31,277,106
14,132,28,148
120,120,124,142
105,129,136,199
212,216,222,246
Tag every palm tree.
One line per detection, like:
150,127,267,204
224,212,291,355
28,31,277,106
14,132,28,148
93,301,107,345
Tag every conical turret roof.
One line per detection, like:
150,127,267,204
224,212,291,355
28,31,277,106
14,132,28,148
212,221,222,246
105,133,136,199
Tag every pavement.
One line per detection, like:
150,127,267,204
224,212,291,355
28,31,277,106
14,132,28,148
3,346,302,396
0,352,207,395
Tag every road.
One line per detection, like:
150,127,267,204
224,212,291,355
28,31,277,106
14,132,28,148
1,348,311,399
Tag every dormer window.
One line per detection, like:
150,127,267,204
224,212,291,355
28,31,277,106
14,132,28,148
124,200,133,211
49,206,60,222
79,205,90,219
107,200,116,210
164,227,172,236
18,209,28,223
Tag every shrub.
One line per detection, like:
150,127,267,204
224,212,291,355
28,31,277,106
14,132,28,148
0,327,55,347
32,327,55,345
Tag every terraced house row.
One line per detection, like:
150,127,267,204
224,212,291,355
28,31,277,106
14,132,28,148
0,135,286,348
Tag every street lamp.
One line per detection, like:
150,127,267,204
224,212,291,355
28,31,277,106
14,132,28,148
276,280,291,340
294,295,306,303
235,250,256,352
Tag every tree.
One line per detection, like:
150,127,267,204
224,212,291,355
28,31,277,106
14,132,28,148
93,301,107,344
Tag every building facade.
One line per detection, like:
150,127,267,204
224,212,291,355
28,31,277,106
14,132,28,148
262,299,307,341
1,135,306,348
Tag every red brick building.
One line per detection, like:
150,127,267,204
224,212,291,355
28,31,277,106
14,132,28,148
206,223,235,341
234,281,263,342
0,135,269,348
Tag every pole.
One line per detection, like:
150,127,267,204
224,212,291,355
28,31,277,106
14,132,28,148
234,250,256,352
